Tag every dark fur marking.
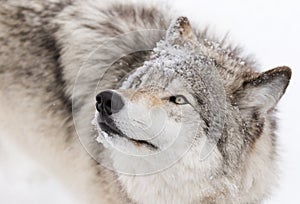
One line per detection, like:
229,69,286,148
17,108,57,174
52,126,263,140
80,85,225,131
243,66,291,90
99,22,123,35
250,110,264,139
243,109,265,150
202,117,210,134
216,123,232,171
42,32,74,142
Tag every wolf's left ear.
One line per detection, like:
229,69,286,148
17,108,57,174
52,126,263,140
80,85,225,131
236,66,291,113
166,16,197,46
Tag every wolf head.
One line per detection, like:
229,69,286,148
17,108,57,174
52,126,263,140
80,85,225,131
93,17,291,176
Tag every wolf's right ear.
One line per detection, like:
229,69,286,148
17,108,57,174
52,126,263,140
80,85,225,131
236,66,291,113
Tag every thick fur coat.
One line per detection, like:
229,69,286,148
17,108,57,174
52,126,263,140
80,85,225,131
0,0,291,203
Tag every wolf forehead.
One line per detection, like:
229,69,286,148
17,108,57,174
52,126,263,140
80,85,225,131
121,50,212,89
121,30,216,89
120,16,247,97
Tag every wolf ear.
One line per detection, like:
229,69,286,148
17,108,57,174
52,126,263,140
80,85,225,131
166,16,197,46
236,66,291,113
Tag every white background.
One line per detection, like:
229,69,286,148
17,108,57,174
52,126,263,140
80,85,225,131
0,0,299,203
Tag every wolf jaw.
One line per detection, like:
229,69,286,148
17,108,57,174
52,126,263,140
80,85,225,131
95,114,158,150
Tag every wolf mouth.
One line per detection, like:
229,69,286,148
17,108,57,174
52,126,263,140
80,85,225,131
98,121,158,150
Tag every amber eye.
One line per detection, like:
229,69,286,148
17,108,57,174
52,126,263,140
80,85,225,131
169,95,189,105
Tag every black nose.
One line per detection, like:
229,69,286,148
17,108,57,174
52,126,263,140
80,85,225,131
96,90,124,115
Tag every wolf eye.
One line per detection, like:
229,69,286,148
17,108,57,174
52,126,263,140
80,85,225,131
169,95,189,105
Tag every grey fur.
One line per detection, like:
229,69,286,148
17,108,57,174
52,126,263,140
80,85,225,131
0,1,291,204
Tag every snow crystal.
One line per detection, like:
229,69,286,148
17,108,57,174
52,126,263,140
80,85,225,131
96,131,108,143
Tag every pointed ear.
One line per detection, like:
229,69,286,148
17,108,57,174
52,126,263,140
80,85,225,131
236,66,291,113
166,16,197,46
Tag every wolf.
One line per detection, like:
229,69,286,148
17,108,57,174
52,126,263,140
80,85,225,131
0,0,291,203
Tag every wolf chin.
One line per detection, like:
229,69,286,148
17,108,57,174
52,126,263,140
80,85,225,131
0,0,291,204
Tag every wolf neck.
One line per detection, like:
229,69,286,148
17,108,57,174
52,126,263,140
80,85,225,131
118,167,197,204
117,150,224,204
